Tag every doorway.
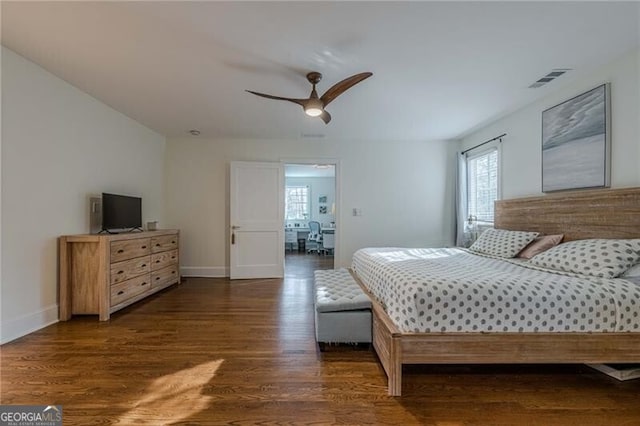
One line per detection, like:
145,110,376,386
284,162,337,277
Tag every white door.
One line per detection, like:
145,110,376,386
230,161,284,279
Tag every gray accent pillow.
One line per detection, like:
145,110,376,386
469,228,539,258
621,262,640,278
530,239,640,278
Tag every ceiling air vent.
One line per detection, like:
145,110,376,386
528,69,571,88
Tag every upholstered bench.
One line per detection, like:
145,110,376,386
314,268,372,350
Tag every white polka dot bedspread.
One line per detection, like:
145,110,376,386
351,247,640,333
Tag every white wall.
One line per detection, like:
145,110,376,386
165,137,456,276
285,176,335,225
1,47,166,343
461,48,640,199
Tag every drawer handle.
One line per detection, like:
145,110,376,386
155,260,161,263
171,256,176,259
141,282,148,286
117,270,124,275
171,271,175,274
117,290,124,296
141,245,147,249
117,249,124,254
141,264,147,268
156,243,161,247
155,277,160,281
172,241,176,244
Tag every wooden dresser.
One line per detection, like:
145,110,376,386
59,230,180,321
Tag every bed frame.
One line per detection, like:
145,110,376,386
355,187,640,396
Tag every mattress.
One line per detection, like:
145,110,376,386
352,247,640,333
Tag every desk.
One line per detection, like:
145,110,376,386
285,227,336,252
284,228,306,251
320,229,335,254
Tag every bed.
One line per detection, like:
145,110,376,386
350,187,640,396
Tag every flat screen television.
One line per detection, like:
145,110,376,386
101,193,142,232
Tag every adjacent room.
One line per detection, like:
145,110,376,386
284,163,336,277
1,1,640,424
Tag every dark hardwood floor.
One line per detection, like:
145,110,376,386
2,253,640,425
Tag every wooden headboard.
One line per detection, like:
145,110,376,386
495,187,640,241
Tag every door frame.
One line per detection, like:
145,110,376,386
281,157,340,268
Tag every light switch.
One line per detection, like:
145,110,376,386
352,208,362,216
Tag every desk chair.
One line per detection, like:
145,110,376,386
307,221,323,254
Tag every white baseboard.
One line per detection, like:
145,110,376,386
181,266,229,278
1,304,59,344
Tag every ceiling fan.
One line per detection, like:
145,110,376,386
246,71,373,124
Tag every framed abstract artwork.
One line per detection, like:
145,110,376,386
542,83,611,192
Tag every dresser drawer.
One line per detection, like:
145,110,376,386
111,238,151,263
110,256,151,285
151,235,178,253
111,274,151,306
285,229,298,243
151,265,179,289
151,249,178,271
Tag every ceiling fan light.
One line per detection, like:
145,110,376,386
304,98,324,117
305,107,323,117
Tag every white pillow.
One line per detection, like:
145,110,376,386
530,239,640,279
469,228,539,258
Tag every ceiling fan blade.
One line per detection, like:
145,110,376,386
320,72,372,107
245,90,307,108
319,110,332,124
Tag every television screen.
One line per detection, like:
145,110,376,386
102,193,142,231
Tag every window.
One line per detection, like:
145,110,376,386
467,148,499,224
285,186,309,220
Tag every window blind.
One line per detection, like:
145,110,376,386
467,148,498,223
285,186,309,220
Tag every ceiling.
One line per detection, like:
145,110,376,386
2,2,639,141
